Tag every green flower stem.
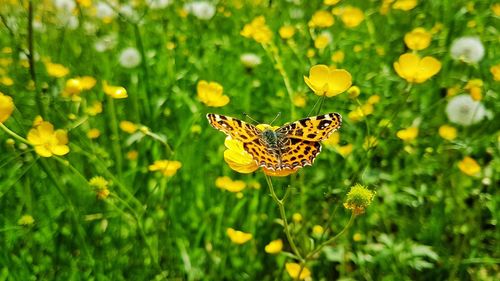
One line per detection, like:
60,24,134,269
27,0,44,116
263,43,296,120
38,158,96,269
264,174,303,260
0,123,31,145
315,95,326,116
107,97,123,176
308,213,356,260
133,23,152,120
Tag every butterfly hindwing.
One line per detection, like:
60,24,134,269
206,113,260,143
276,113,342,141
280,139,322,170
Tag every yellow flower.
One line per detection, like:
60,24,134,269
27,121,70,157
45,61,69,78
0,76,13,86
292,213,303,223
86,101,103,116
240,16,273,44
306,48,316,58
367,95,381,104
62,78,83,99
285,263,311,280
464,79,483,101
324,0,341,5
215,176,246,193
126,150,139,160
103,81,127,99
404,28,432,50
309,10,334,28
223,137,259,173
493,4,500,16
438,125,457,141
314,34,331,49
292,94,307,107
0,92,14,123
336,143,353,157
393,53,441,83
458,157,480,176
87,128,100,139
78,76,97,90
344,183,376,215
347,85,361,98
396,127,418,141
148,160,182,177
304,64,352,97
338,6,365,28
323,131,340,147
18,215,35,226
226,228,252,244
264,239,283,254
89,176,109,189
353,233,363,242
312,225,324,235
279,25,295,39
197,80,229,107
490,64,500,81
393,0,418,11
119,120,138,134
331,50,345,63
363,136,378,150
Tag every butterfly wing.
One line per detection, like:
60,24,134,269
207,113,261,143
243,141,280,170
276,113,342,141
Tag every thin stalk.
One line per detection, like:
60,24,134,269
27,0,44,116
264,174,303,260
107,97,123,176
0,123,31,145
134,24,152,120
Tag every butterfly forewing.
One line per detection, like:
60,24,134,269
277,113,342,141
206,113,260,143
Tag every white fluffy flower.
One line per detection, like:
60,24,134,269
94,34,118,52
95,2,116,20
119,47,142,68
240,53,262,68
445,94,486,126
147,0,173,9
53,0,76,13
450,36,485,63
184,1,216,20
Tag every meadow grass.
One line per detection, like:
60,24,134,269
0,0,499,280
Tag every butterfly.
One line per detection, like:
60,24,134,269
207,113,342,171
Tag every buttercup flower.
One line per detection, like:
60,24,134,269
62,77,95,99
312,225,324,235
344,183,375,215
392,0,418,11
119,47,142,68
324,0,341,5
27,120,70,157
0,92,14,123
490,64,500,81
215,176,246,193
86,101,103,116
336,143,353,157
18,215,35,226
404,28,431,50
393,53,441,83
292,213,303,223
464,79,483,101
286,263,311,280
148,160,182,176
445,94,486,126
304,64,352,97
240,16,273,44
450,36,485,63
314,32,332,49
396,127,418,142
226,228,252,244
331,50,345,63
264,239,283,254
45,61,69,78
438,125,457,141
279,25,295,39
119,120,138,134
87,128,100,139
458,156,481,176
103,81,128,99
337,6,365,28
308,10,334,28
197,80,229,107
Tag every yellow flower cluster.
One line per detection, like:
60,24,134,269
240,16,273,44
148,160,182,177
62,76,97,100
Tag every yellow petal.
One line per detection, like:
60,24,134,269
51,144,70,156
326,69,352,96
34,145,53,157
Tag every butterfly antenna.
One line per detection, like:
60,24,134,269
269,112,281,125
242,112,260,124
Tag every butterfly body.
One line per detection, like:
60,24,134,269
207,113,342,171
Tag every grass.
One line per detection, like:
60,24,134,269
0,0,499,280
